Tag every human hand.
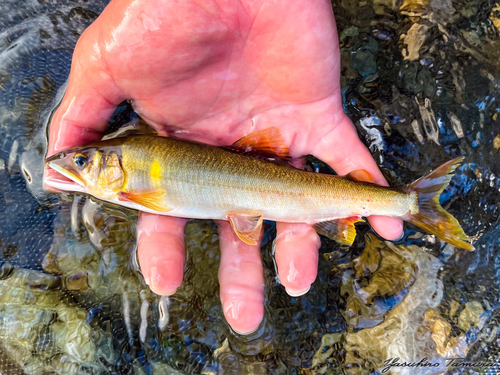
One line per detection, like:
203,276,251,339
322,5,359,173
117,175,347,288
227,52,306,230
45,0,403,334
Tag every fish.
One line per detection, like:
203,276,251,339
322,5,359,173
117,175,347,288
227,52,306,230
45,128,473,250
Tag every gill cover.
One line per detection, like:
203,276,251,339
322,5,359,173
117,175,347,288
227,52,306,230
45,143,125,194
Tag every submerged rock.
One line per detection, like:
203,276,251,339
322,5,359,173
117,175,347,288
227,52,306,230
0,0,499,372
310,234,492,375
0,269,107,374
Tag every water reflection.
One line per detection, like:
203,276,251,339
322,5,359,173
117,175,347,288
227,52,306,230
0,0,499,373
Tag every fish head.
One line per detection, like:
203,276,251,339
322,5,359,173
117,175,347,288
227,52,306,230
45,146,125,197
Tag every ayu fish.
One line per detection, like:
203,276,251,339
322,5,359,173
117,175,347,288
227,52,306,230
45,128,473,250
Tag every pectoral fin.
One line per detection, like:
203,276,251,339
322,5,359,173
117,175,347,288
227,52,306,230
118,190,171,212
227,213,264,245
313,217,363,246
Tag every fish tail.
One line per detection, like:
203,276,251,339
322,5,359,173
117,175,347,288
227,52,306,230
403,157,474,250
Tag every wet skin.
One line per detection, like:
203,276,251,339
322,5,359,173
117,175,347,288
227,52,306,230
45,0,403,334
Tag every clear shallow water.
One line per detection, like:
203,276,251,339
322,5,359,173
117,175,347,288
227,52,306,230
0,0,499,374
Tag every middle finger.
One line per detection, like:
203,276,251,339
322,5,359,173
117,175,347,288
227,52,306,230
217,220,265,335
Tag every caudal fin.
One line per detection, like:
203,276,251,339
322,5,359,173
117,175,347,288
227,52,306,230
403,157,473,250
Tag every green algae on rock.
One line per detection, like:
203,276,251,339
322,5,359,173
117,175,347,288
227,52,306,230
0,269,104,374
310,234,488,374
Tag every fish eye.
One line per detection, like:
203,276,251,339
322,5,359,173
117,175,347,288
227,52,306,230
73,153,88,168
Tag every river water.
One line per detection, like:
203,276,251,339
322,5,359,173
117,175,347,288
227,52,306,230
0,0,499,374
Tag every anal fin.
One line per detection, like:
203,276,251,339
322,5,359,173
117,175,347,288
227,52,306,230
118,190,171,212
313,217,363,246
227,212,264,245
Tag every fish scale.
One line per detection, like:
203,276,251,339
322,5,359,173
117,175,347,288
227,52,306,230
45,130,473,249
121,136,409,221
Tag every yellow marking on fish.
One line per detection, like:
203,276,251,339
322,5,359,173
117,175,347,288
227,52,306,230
150,160,162,186
49,134,472,250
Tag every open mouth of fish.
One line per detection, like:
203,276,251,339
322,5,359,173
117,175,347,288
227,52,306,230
45,161,85,193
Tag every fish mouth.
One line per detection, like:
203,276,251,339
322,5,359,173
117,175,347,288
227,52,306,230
45,160,85,193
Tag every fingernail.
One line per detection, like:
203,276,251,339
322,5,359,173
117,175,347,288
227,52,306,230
223,299,263,335
394,231,405,242
285,285,311,297
150,266,178,296
224,299,242,321
232,326,259,335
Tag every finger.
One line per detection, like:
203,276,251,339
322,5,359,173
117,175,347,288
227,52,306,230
274,223,320,297
312,114,404,240
47,84,119,156
217,221,264,335
47,27,124,157
137,213,187,295
44,30,124,192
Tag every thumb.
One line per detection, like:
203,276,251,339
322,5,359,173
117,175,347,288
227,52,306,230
44,77,122,191
47,84,121,156
47,26,124,156
45,27,125,192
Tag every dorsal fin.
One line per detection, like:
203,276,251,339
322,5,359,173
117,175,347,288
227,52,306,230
102,118,157,140
226,128,292,163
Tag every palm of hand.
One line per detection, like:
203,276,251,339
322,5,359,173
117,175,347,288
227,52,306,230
47,0,402,334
